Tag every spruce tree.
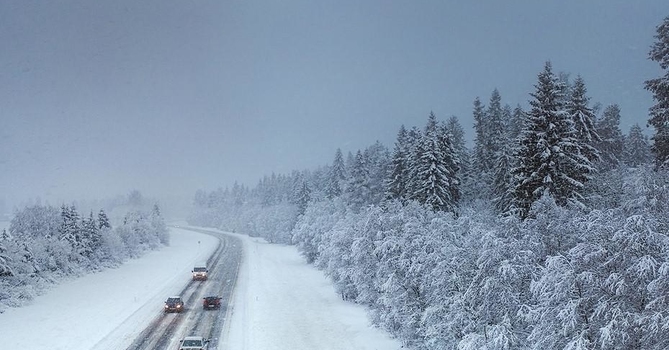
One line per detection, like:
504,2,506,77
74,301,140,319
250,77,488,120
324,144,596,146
59,204,80,247
511,62,592,218
404,126,422,200
325,148,347,199
596,104,625,170
0,232,12,276
644,15,669,169
386,125,410,201
624,124,652,167
509,104,526,141
446,116,467,162
346,151,370,212
492,142,516,215
363,141,390,206
438,122,461,210
484,89,506,172
296,180,311,216
80,211,100,257
411,112,459,212
472,97,487,174
567,75,600,164
98,209,111,229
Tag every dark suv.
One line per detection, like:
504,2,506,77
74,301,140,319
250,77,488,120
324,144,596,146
202,296,222,310
164,296,184,313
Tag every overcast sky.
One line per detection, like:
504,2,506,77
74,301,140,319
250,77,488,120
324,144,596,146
1,0,667,209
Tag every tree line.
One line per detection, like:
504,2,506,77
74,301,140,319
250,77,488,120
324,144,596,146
185,15,669,349
0,202,168,310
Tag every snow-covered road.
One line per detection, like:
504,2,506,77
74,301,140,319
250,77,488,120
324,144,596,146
0,226,401,350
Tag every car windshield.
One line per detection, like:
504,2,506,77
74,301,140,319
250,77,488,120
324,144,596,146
183,339,202,346
166,298,180,303
193,267,206,272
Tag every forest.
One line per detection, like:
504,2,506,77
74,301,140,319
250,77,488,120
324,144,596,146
0,200,169,310
187,16,669,349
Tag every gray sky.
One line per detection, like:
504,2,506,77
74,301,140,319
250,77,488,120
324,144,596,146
1,0,667,209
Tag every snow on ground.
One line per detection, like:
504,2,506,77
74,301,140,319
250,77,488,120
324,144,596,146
220,231,402,350
0,224,402,350
0,227,218,350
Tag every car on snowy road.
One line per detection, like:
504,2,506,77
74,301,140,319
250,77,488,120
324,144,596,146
178,336,209,350
202,296,222,310
192,265,208,280
164,296,184,313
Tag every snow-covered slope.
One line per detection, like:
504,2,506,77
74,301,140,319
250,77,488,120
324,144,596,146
220,233,401,350
0,226,401,349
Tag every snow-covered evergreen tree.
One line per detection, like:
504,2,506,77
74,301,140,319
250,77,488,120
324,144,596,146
624,124,652,167
511,61,593,218
345,151,370,212
59,204,83,260
150,204,169,245
295,179,311,217
484,89,507,171
490,104,522,215
363,141,390,206
596,104,625,171
411,112,459,212
492,141,516,215
509,104,525,142
472,97,487,174
325,148,347,199
438,122,461,210
98,209,111,230
645,15,669,169
446,116,467,161
385,125,410,201
567,75,601,164
0,233,13,276
470,90,507,202
446,116,475,204
404,126,422,202
80,211,99,259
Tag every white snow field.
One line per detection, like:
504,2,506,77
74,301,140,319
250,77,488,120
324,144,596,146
0,226,401,350
220,231,401,350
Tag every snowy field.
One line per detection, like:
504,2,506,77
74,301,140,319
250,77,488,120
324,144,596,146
0,225,401,349
219,230,401,350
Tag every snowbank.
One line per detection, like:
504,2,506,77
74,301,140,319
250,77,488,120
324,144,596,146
220,232,401,350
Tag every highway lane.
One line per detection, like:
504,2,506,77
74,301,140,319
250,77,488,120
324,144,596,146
126,228,242,350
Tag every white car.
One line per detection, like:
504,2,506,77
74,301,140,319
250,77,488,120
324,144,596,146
192,265,208,280
179,336,209,350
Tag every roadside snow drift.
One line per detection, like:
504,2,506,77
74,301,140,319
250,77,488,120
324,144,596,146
220,233,401,350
